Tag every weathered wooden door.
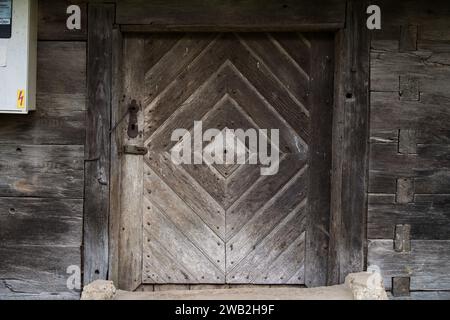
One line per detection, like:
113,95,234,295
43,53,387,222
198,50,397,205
120,32,334,286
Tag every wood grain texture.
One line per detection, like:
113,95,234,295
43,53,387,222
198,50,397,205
0,144,84,198
38,0,87,41
83,3,114,286
126,32,334,286
328,0,370,285
368,240,450,291
0,246,80,299
117,0,345,31
0,198,82,246
0,42,86,145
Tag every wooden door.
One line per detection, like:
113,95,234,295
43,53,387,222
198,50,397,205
120,32,334,286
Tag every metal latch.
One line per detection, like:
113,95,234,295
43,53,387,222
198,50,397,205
123,145,148,156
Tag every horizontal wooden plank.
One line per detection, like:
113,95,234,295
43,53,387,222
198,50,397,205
368,240,450,291
388,291,450,300
0,145,84,198
37,41,86,95
38,0,87,41
0,246,81,298
370,142,450,177
369,172,397,194
117,0,345,30
376,0,450,25
0,198,82,246
371,92,450,130
368,203,450,240
0,94,85,145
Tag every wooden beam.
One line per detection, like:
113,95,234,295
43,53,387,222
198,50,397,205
116,0,346,31
328,0,370,285
305,34,335,287
84,3,115,286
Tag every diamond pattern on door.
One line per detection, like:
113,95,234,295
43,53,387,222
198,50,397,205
130,32,326,285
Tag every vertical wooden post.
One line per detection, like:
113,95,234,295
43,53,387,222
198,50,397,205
84,3,115,286
306,34,335,287
328,0,370,285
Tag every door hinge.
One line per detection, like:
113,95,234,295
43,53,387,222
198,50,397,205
123,145,148,156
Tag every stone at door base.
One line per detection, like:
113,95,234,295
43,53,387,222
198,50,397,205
345,271,388,300
81,280,116,300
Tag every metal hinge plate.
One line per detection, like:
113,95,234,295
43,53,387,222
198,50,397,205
123,145,148,156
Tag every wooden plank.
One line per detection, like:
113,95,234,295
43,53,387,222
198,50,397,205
328,0,370,285
83,3,114,286
227,207,306,284
0,144,84,198
388,291,450,300
368,203,450,240
146,152,225,238
368,240,450,291
375,0,450,25
227,168,308,273
0,246,80,298
398,129,417,155
0,198,82,246
117,34,146,291
394,224,411,252
399,76,419,101
38,0,87,41
415,171,450,194
37,42,87,95
143,200,225,283
117,0,346,30
305,33,334,287
371,92,450,130
108,27,123,286
226,155,306,241
392,277,411,297
0,41,86,145
396,178,414,204
370,143,450,177
143,167,225,269
399,25,418,52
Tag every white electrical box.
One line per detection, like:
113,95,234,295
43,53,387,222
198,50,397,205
0,0,37,114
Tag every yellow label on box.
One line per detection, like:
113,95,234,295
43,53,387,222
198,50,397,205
17,90,25,109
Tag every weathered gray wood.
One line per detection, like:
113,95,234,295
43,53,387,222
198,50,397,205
399,76,419,101
117,35,146,291
143,199,225,283
396,178,414,203
0,144,84,198
84,3,114,286
117,0,346,31
388,291,450,300
38,0,87,41
328,0,370,285
368,240,450,291
394,224,411,252
368,203,450,240
0,246,80,298
392,277,411,297
0,198,82,246
398,129,417,155
109,27,123,286
305,33,334,287
400,25,418,52
0,42,86,145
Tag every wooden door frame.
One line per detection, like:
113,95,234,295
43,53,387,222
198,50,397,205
84,0,369,290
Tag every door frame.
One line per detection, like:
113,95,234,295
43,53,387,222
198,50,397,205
83,0,370,291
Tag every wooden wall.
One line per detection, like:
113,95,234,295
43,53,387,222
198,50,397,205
1,0,450,300
367,0,450,299
0,0,86,299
